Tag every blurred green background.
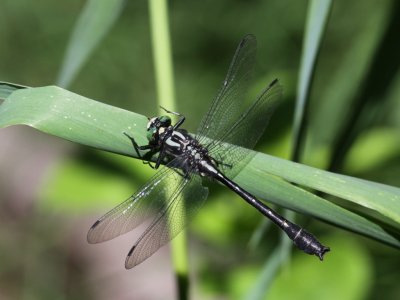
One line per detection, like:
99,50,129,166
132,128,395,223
0,0,399,299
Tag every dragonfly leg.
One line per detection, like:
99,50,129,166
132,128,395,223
123,132,158,168
143,158,156,169
123,132,152,157
172,166,191,180
215,159,232,169
213,153,233,169
172,168,188,178
159,106,186,129
154,145,167,169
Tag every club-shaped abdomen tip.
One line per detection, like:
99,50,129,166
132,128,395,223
303,239,330,261
317,246,330,261
300,240,330,261
288,225,330,261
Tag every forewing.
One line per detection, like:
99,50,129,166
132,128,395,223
125,173,208,268
87,158,188,244
196,34,257,143
208,80,283,178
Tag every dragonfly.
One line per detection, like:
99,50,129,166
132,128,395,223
87,34,330,269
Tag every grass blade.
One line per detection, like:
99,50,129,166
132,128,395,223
292,0,332,161
0,81,28,100
236,158,400,248
57,0,125,88
0,86,148,155
249,153,400,227
245,211,293,300
328,2,400,172
1,86,399,248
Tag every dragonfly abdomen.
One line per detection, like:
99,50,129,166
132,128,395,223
279,219,330,260
214,171,330,260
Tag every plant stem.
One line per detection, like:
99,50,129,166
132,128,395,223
148,0,189,299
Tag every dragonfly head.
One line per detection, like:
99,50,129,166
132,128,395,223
146,115,171,142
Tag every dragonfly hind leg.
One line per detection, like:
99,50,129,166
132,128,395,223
169,162,191,180
212,153,233,169
215,159,232,169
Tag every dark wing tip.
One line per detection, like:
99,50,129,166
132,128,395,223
87,220,101,244
238,34,257,50
125,246,137,269
91,220,101,229
127,245,136,257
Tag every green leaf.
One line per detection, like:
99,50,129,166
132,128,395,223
0,86,399,248
236,162,400,248
0,81,28,100
311,2,391,149
292,0,332,161
248,154,400,227
57,0,125,87
0,86,148,155
244,232,292,300
323,2,397,172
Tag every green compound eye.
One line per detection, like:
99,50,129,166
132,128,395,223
159,115,171,126
146,127,157,141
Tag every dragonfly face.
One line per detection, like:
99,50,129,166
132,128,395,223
146,115,172,143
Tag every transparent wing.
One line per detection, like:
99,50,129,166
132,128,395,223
196,34,257,143
125,173,208,268
87,158,189,244
207,79,283,178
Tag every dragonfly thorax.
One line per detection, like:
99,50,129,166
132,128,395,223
161,129,215,176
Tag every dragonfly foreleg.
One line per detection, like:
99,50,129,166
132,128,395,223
159,106,186,129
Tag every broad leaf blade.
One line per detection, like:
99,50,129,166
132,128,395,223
0,86,148,156
236,165,400,248
0,86,399,248
249,153,400,226
0,82,28,100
